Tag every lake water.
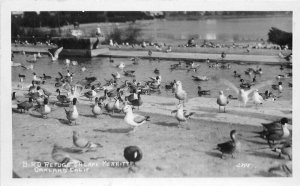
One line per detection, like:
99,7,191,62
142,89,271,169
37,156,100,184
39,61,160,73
12,54,292,101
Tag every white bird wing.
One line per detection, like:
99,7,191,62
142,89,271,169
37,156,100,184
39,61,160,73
220,79,239,95
54,47,63,58
244,80,273,96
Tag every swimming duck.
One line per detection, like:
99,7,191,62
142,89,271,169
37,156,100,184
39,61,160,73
17,97,33,113
252,89,263,109
112,71,121,79
233,71,241,78
124,70,135,77
171,104,194,128
198,86,210,96
56,89,69,104
72,60,78,66
173,80,187,106
217,90,229,112
123,105,150,133
272,82,283,93
92,97,102,117
192,75,209,81
215,130,241,159
72,131,102,149
116,62,125,69
64,98,79,125
37,52,42,58
154,68,160,74
124,146,143,172
34,98,51,118
26,54,37,63
48,47,63,62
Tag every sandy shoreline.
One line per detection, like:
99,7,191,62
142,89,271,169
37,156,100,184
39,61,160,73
12,81,292,177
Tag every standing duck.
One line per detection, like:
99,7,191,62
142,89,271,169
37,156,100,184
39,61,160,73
215,130,241,159
84,85,97,101
128,91,143,110
123,105,150,133
92,97,102,117
171,104,194,128
64,98,79,125
34,98,51,118
173,80,187,106
266,121,290,145
124,146,143,172
17,98,33,113
217,91,229,112
56,89,69,104
198,86,210,96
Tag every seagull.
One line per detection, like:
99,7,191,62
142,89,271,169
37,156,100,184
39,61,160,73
48,47,63,62
37,52,42,58
11,61,22,67
214,130,241,159
112,71,121,79
51,144,84,168
72,131,102,149
124,146,143,172
81,66,87,72
173,80,187,106
171,104,194,128
92,97,102,117
72,60,78,66
64,98,79,125
65,59,70,66
116,62,125,69
252,89,263,109
220,78,273,107
217,90,229,112
123,105,150,133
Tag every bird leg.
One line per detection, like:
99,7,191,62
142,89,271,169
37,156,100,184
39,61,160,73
219,106,220,113
224,106,226,113
278,153,281,159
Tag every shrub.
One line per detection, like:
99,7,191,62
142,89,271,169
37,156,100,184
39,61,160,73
268,27,292,49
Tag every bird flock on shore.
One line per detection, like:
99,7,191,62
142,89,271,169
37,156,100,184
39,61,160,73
11,47,292,176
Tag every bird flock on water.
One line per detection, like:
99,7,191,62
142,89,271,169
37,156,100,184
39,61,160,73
11,48,292,176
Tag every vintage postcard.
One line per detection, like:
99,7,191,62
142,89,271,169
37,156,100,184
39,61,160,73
1,0,299,186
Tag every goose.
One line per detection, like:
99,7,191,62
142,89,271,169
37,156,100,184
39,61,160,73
28,80,36,93
124,146,143,172
271,141,292,160
171,104,194,128
92,97,102,117
41,87,52,98
252,89,263,109
265,121,290,145
32,72,43,84
220,79,273,107
56,89,69,103
99,89,108,101
233,71,241,78
215,130,241,159
192,75,209,81
173,80,187,105
104,98,116,115
17,97,33,113
72,131,102,149
128,91,143,110
112,71,121,79
217,90,229,112
272,82,283,93
26,54,37,63
124,70,135,77
83,85,97,101
113,97,123,113
259,118,289,138
123,105,150,133
34,98,51,118
64,98,79,125
48,47,63,61
43,73,51,80
51,144,84,168
198,86,210,96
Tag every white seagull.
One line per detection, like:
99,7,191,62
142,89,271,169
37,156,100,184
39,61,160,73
171,104,194,128
217,90,229,112
220,79,273,107
252,89,264,109
123,105,150,133
173,80,187,106
48,47,63,62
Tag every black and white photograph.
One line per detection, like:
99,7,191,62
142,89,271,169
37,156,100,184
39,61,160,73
1,0,299,185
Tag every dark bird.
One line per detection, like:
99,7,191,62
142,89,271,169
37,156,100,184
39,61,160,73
198,86,210,96
17,97,33,113
233,71,241,78
56,89,69,103
154,68,160,74
128,91,143,109
18,74,26,82
124,146,143,172
43,73,52,80
215,130,241,159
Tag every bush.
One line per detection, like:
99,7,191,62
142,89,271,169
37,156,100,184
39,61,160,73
268,27,292,49
105,25,143,44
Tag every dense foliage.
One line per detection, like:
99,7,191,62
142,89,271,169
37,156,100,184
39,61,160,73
268,27,292,49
